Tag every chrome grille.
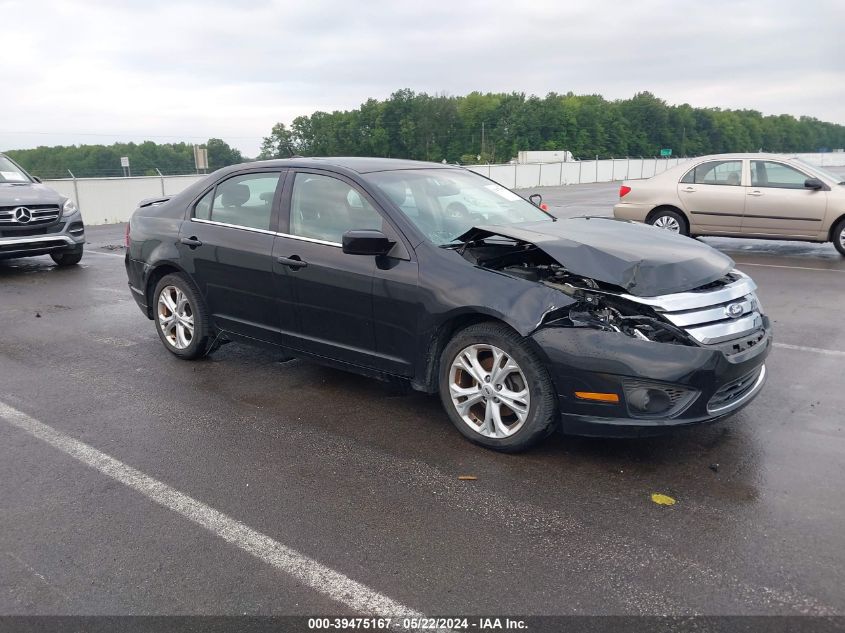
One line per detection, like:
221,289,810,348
623,271,764,345
0,204,61,226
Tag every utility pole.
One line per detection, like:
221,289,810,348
481,122,485,161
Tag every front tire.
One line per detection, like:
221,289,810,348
648,208,689,236
50,247,83,266
439,322,557,452
153,273,210,359
833,218,845,257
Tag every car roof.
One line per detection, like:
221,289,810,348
684,153,804,162
230,156,455,175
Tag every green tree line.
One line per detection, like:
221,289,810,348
5,138,243,179
260,90,845,164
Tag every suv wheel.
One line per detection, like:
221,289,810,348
833,218,845,257
153,273,210,359
648,208,688,236
50,247,83,266
439,322,557,452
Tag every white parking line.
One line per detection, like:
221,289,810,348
737,262,845,273
0,400,424,620
774,342,845,357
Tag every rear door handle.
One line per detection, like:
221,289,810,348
681,186,696,193
747,190,763,197
180,236,203,248
277,255,307,270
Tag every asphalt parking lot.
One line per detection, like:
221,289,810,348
1,182,844,620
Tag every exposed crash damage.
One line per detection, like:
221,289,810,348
450,217,771,435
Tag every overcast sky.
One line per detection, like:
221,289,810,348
2,0,843,157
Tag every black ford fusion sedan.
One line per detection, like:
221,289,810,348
125,157,771,452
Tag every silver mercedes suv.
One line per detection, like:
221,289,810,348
0,153,85,265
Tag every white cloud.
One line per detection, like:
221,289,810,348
1,0,843,157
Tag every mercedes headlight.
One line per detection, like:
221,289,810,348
62,199,79,218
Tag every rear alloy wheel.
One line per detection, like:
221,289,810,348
153,273,210,359
648,209,688,236
439,322,557,452
833,218,845,257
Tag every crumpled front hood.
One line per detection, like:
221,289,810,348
0,182,63,206
458,217,734,297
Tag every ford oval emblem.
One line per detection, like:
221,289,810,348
726,302,744,318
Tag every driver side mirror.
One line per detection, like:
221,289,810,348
804,177,824,190
342,229,395,256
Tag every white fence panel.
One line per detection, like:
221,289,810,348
596,160,614,182
164,175,204,195
561,162,582,185
538,163,562,187
488,165,516,189
515,164,540,189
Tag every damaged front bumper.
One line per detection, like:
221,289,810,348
531,317,772,437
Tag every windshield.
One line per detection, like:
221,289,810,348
0,156,33,184
364,168,553,245
793,159,845,185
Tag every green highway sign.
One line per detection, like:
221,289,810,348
660,148,672,157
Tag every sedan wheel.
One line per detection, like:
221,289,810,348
834,218,845,257
439,322,557,452
449,343,531,439
153,273,210,359
158,285,194,350
648,208,688,236
653,215,681,232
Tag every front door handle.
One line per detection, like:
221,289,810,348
681,186,696,193
277,255,307,270
180,236,203,248
747,190,763,197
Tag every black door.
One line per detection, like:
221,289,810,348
274,170,411,372
178,170,296,345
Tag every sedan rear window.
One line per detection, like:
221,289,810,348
681,160,743,186
194,172,281,231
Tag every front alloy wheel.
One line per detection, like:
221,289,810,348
449,344,530,439
439,322,557,452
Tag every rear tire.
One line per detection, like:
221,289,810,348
153,273,210,360
439,322,558,452
50,247,83,266
648,208,689,236
833,218,845,257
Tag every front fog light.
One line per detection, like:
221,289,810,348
623,379,698,419
627,388,671,415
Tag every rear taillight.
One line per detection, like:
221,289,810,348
540,203,549,211
124,222,131,248
619,185,632,198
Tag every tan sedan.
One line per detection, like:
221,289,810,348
613,153,845,256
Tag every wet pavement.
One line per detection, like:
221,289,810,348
1,191,844,618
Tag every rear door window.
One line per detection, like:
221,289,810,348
194,172,282,231
681,160,743,186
